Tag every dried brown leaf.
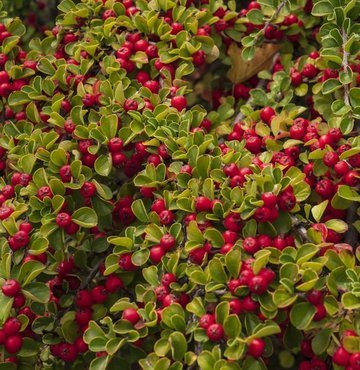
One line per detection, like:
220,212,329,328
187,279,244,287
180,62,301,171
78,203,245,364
227,43,281,84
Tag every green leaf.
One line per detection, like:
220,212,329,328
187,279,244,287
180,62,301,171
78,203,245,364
204,228,224,248
325,219,348,233
131,199,149,223
225,248,242,278
223,314,242,338
312,0,333,16
215,301,229,325
95,155,112,176
169,332,187,361
22,282,50,303
311,329,332,355
290,302,316,329
72,207,98,228
311,200,328,222
322,78,342,94
208,258,228,283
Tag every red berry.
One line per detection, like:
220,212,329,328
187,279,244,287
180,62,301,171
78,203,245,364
105,275,123,293
302,64,319,78
171,96,187,111
243,237,260,254
199,314,215,329
4,335,23,354
122,308,140,325
195,196,213,212
91,286,108,304
248,338,265,358
160,234,176,251
315,179,334,198
333,347,350,366
149,245,165,264
2,280,21,297
206,323,224,341
261,192,278,208
248,275,268,294
80,182,97,198
260,107,275,124
277,192,296,211
313,303,327,321
3,318,21,336
56,212,72,228
108,138,123,153
306,290,323,305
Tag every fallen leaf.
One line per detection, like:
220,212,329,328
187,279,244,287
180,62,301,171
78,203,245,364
227,42,281,84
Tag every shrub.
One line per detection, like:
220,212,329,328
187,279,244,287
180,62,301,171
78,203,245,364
0,0,359,369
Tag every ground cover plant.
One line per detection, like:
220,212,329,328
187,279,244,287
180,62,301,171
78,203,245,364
0,0,359,369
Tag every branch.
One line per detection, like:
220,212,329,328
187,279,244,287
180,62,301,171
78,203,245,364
291,216,311,243
254,0,288,44
79,258,105,290
344,203,359,248
342,27,350,106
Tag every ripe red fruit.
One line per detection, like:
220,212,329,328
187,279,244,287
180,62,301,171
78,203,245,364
243,237,260,254
254,206,271,223
349,353,360,368
2,280,21,297
224,213,242,232
302,64,319,78
171,96,187,111
37,186,53,200
306,290,323,305
277,192,296,211
313,303,327,321
91,286,108,304
245,136,262,154
151,199,166,214
332,347,350,366
258,235,272,248
161,273,176,287
315,179,334,198
3,318,21,336
344,171,359,187
75,290,93,308
206,323,224,341
122,308,140,325
272,236,287,250
56,212,72,228
105,275,123,293
261,192,278,208
248,275,268,294
108,138,123,153
323,151,339,166
160,234,176,251
80,182,97,198
242,296,260,312
149,245,165,264
59,343,78,362
199,314,215,329
334,160,350,176
159,210,175,225
195,196,213,212
75,309,92,326
124,99,138,112
248,338,265,357
260,107,276,124
290,124,306,139
118,253,136,271
4,335,23,354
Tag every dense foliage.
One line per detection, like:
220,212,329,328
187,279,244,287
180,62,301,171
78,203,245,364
0,0,359,369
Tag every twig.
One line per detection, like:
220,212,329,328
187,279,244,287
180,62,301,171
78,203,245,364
291,216,311,243
341,27,350,106
79,258,105,290
253,0,288,44
344,203,359,249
